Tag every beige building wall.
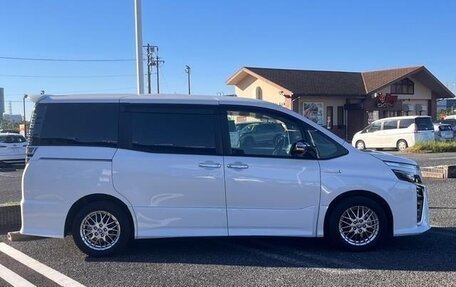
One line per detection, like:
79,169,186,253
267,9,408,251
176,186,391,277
235,75,347,127
234,75,288,107
376,76,432,115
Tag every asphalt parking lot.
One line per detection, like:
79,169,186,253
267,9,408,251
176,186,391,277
0,153,455,286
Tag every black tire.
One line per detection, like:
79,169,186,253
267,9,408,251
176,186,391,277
72,201,131,257
355,140,366,150
327,196,388,251
397,139,408,151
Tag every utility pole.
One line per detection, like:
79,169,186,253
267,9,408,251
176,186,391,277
185,65,191,95
143,44,164,94
23,94,28,136
145,44,153,94
134,0,144,95
152,46,164,94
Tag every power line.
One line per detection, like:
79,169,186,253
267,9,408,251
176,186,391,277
0,56,135,62
0,74,135,79
4,87,135,99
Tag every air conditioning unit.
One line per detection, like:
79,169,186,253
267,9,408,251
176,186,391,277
415,104,425,112
402,104,413,112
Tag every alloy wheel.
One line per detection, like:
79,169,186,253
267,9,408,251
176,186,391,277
338,205,380,246
80,211,121,251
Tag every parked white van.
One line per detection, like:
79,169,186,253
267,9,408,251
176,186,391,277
21,94,430,256
352,116,435,151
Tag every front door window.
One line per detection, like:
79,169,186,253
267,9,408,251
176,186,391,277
227,110,305,158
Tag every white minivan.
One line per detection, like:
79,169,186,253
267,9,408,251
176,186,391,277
21,94,430,256
352,116,435,151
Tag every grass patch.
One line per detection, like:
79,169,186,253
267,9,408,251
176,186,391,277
406,141,456,153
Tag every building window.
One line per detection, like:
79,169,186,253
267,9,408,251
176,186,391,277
255,87,263,100
391,78,414,94
337,106,344,128
326,106,333,129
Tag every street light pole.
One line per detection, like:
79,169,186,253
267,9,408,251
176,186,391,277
23,94,28,136
185,65,191,95
134,0,144,95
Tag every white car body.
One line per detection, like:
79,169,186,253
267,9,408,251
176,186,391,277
21,94,430,254
352,116,435,150
0,133,27,164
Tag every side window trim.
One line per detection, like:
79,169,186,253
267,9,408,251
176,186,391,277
303,126,349,160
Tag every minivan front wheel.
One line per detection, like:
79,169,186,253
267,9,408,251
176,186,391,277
72,202,131,257
355,140,366,150
328,196,388,251
397,139,408,151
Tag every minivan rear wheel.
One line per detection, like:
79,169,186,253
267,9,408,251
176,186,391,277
328,196,388,251
355,140,366,150
397,139,408,151
72,201,131,257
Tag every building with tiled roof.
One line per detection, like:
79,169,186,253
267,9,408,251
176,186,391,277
227,66,454,139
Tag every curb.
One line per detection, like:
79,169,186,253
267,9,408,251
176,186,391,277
0,205,21,234
422,165,456,179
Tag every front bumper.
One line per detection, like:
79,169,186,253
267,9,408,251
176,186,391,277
394,184,431,236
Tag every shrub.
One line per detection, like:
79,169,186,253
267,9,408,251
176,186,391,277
406,141,456,153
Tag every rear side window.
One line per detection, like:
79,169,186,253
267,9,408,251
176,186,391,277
29,103,118,147
415,117,434,131
124,105,219,155
399,119,414,129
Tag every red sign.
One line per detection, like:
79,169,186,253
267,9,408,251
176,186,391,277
375,93,398,108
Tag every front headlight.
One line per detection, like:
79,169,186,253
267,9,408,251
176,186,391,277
384,161,422,184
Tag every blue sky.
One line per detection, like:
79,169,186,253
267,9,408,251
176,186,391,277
1,0,455,116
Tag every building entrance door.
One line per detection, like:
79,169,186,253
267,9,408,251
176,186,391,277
347,109,365,141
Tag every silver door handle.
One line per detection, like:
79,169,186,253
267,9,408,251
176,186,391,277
198,162,221,168
227,163,249,169
322,169,341,174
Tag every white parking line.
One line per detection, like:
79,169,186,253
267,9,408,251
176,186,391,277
0,243,85,287
0,263,36,287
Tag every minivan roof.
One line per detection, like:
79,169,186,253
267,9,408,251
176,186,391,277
32,93,285,109
373,115,431,121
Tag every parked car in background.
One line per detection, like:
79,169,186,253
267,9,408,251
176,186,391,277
433,123,454,141
0,133,27,165
239,122,286,148
440,118,456,138
235,122,256,131
352,116,435,151
434,123,453,141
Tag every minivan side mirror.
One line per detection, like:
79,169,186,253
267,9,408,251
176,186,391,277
290,141,314,158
